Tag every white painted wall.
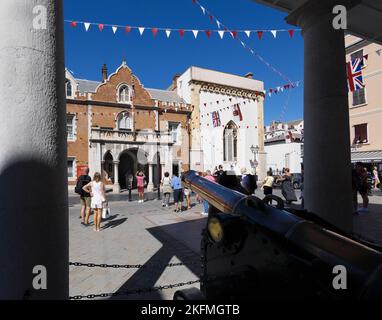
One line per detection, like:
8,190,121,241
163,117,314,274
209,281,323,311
199,92,260,174
265,142,303,174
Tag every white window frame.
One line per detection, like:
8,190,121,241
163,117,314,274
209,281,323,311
66,79,73,98
67,157,76,180
66,114,76,141
117,83,131,104
117,112,132,130
168,122,181,144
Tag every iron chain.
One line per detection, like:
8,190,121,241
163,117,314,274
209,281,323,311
69,280,201,300
69,261,198,269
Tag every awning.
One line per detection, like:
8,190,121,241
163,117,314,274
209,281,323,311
351,150,382,163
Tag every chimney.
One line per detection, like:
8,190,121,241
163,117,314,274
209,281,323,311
102,64,108,82
172,74,180,90
244,72,253,79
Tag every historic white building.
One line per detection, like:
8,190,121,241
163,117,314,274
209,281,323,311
172,66,266,179
264,120,304,174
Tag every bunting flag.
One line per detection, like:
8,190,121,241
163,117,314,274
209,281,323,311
211,111,221,127
190,0,295,86
232,104,243,121
192,30,199,39
66,21,300,40
151,28,158,37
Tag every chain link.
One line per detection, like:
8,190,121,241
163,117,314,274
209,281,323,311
69,261,199,269
69,279,201,300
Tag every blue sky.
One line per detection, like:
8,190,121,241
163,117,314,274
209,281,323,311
63,0,304,125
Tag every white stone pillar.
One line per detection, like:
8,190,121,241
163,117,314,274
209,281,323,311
147,163,154,191
113,160,120,193
286,0,353,232
0,0,68,299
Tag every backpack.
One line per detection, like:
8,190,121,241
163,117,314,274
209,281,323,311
75,175,91,195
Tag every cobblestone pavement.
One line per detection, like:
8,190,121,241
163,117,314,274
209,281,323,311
69,188,382,300
69,196,205,300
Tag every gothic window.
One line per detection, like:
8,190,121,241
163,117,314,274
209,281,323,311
66,79,72,97
169,122,180,143
118,112,131,130
118,85,130,103
66,114,75,140
223,121,238,162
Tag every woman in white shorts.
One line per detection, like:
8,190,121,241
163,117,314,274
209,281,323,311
83,172,106,232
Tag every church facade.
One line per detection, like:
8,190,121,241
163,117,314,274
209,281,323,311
65,61,191,192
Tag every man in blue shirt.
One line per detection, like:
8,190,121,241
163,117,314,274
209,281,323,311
171,173,183,213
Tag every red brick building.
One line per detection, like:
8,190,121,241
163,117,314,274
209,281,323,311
66,60,191,191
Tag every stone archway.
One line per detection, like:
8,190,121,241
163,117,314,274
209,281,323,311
118,148,149,190
103,151,114,183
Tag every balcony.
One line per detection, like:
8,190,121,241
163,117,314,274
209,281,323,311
90,128,172,145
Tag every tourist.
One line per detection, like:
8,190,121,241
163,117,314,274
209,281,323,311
217,170,248,194
201,170,216,215
75,167,91,225
240,168,257,195
171,172,183,213
184,186,192,210
353,162,369,213
262,170,274,196
161,172,172,207
373,166,380,189
277,168,297,205
214,165,224,180
83,172,106,232
136,170,146,203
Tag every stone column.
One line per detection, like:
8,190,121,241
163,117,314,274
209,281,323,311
0,0,68,298
147,163,154,192
286,0,354,232
113,161,120,193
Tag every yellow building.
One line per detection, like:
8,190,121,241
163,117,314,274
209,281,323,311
346,34,382,172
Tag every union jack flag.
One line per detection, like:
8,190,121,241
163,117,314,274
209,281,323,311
211,111,221,127
346,58,365,92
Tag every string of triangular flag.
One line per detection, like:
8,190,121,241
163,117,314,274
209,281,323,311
66,20,300,40
191,0,295,85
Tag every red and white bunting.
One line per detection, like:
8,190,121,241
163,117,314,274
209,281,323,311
192,30,199,39
66,21,300,40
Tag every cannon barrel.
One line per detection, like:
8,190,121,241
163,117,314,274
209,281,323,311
181,170,382,299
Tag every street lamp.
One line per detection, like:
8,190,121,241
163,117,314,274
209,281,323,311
250,145,259,161
250,145,259,178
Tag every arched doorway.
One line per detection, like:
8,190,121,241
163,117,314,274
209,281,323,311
118,148,149,190
103,151,114,183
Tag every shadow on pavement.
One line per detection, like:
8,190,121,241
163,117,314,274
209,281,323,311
110,219,203,300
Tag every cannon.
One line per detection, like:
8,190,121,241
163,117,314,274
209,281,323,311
173,170,382,300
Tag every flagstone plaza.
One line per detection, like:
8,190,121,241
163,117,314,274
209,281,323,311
68,189,382,300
